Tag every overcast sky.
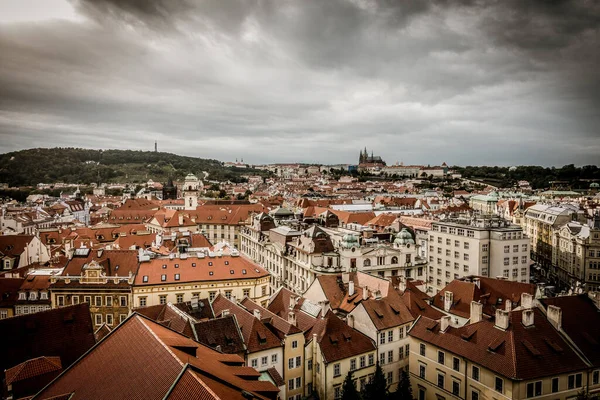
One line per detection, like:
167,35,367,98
0,0,598,166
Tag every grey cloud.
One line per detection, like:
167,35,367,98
0,0,598,166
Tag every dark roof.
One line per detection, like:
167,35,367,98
0,277,25,307
0,235,35,258
312,310,376,363
211,294,282,353
33,314,279,400
0,304,96,383
240,297,302,338
540,294,600,367
409,308,588,380
193,315,246,354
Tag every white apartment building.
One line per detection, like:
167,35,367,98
428,217,530,293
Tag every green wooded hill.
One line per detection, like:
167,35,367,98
0,148,268,186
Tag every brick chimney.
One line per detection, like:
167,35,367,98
495,309,510,330
444,291,454,312
522,309,534,327
253,309,261,320
347,314,354,328
288,311,297,326
470,301,483,323
363,286,369,301
349,281,355,296
547,305,562,330
440,315,451,332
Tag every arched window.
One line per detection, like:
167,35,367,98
391,256,398,264
363,259,371,267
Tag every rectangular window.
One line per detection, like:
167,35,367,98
388,350,393,363
399,347,404,359
472,366,480,381
176,294,184,303
95,313,102,325
437,373,444,388
308,359,313,370
84,296,91,304
261,356,268,366
105,296,112,307
334,363,341,377
398,327,404,339
295,377,301,389
292,340,298,349
438,351,445,365
251,358,258,368
552,377,559,393
380,332,386,344
419,364,426,379
350,358,356,371
527,381,542,398
209,291,216,301
495,377,503,393
420,343,426,356
72,296,80,305
139,297,147,307
380,352,386,365
159,295,167,305
289,358,294,369
360,356,366,368
368,354,374,365
593,370,600,385
334,386,341,400
405,344,409,356
472,390,479,400
504,245,510,253
388,330,393,342
296,356,301,368
243,288,250,297
464,242,469,249
95,296,102,307
464,254,469,261
106,314,113,326
453,357,460,371
452,381,460,396
387,371,393,386
288,379,294,390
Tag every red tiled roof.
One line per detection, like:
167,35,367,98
211,295,281,353
541,295,600,366
135,255,268,286
193,315,246,354
312,311,376,363
5,356,62,385
409,308,588,380
0,235,35,258
359,289,414,330
240,297,302,338
34,314,279,400
398,280,444,320
0,277,25,307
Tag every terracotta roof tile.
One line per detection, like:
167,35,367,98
5,356,62,385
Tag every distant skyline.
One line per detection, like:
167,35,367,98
0,0,599,166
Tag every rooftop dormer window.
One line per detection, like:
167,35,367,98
18,292,26,300
29,292,37,301
40,292,48,300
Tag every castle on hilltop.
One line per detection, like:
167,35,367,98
358,147,386,166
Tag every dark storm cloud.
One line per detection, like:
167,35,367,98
0,0,598,165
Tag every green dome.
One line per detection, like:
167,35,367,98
341,234,359,248
591,183,599,188
394,228,415,245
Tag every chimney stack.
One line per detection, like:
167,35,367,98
473,278,480,288
547,305,562,330
347,314,354,328
253,309,261,320
288,311,297,326
495,309,510,330
470,301,483,324
505,299,512,312
399,277,407,292
178,213,184,226
440,315,451,332
521,293,533,309
342,272,350,284
522,309,534,327
444,291,454,312
319,300,331,315
349,281,355,296
289,296,296,310
363,286,369,301
222,309,230,316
